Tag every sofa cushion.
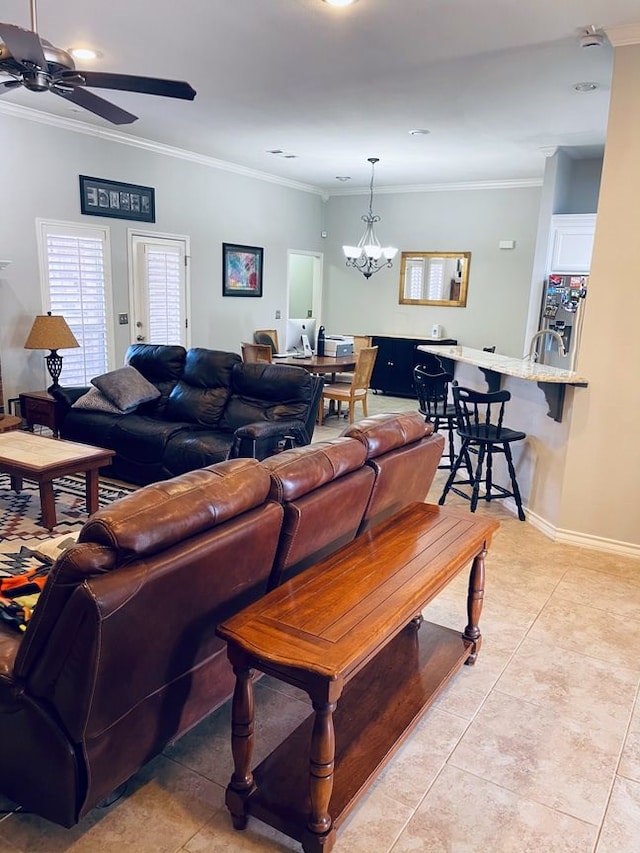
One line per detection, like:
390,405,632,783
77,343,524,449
341,411,433,458
164,431,238,475
164,348,240,426
221,363,314,431
72,387,123,414
125,344,187,417
92,365,160,413
108,415,192,463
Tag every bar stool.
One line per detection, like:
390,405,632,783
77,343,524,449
413,365,470,473
438,385,526,521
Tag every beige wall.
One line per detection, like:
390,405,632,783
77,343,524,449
561,44,640,547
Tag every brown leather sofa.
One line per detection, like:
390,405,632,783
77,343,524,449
0,412,443,827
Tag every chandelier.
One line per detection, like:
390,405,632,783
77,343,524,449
342,157,398,279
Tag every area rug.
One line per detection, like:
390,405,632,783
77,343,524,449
0,474,136,575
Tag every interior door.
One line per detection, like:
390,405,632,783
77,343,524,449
129,232,190,347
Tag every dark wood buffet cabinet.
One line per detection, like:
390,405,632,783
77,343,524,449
370,335,457,397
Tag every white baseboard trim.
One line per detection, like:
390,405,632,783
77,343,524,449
523,505,640,559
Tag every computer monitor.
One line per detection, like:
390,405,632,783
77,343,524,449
285,318,317,353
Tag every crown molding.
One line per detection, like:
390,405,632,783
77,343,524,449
328,177,543,197
604,24,640,47
0,101,543,198
0,101,324,196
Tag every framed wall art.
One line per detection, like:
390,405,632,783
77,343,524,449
79,175,156,223
222,243,263,297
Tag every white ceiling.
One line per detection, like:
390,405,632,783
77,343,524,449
1,0,639,192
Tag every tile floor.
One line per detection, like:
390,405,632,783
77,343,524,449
1,392,639,852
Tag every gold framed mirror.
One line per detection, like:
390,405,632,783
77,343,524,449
399,251,471,307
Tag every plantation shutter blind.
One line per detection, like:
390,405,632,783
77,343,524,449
38,221,113,386
145,245,183,344
406,257,426,300
427,258,446,300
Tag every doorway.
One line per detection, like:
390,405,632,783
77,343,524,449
287,250,323,322
128,231,190,347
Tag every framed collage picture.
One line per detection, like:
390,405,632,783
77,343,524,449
79,175,156,223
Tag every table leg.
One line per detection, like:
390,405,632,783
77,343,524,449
85,468,100,515
225,661,256,830
38,480,57,531
302,700,336,852
462,546,486,665
9,474,23,492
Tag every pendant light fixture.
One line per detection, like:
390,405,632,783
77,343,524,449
342,157,398,279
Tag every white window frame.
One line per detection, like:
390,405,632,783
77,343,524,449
127,229,191,348
35,218,115,385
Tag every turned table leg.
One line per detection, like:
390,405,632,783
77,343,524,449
462,545,486,665
302,699,337,853
225,661,255,830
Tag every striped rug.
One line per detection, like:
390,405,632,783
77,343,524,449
0,474,135,575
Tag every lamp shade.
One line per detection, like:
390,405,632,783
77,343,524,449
24,313,79,351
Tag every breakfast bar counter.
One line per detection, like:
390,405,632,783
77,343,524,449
418,345,588,422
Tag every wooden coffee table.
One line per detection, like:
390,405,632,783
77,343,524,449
0,432,115,530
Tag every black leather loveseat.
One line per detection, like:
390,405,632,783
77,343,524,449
54,343,324,485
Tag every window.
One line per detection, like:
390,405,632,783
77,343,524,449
37,219,114,385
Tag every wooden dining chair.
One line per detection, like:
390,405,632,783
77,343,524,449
241,343,273,364
318,346,378,424
334,334,372,384
253,329,279,355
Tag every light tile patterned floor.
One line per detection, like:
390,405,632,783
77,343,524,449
1,392,639,852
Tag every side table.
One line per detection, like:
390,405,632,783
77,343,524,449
19,391,61,438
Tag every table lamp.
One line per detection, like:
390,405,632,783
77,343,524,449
24,312,80,390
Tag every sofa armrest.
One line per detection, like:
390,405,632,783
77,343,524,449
50,385,90,410
230,419,310,461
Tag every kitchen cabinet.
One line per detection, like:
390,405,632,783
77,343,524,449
548,214,596,273
370,335,457,397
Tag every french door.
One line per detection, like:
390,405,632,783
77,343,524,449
128,231,190,347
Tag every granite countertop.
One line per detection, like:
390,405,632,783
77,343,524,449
418,345,588,386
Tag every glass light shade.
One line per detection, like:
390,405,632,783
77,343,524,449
382,246,398,260
365,245,382,260
343,245,362,259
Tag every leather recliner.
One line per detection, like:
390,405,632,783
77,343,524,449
55,344,324,485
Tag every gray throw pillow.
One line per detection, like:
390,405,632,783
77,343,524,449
72,386,124,413
91,365,160,412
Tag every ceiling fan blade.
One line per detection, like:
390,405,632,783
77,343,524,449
0,22,47,68
0,79,22,95
76,71,196,101
52,85,138,125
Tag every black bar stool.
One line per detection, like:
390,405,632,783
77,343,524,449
413,364,471,473
438,385,526,521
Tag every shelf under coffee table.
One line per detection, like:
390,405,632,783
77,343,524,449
0,432,115,530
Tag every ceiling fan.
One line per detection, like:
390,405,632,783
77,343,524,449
0,0,196,125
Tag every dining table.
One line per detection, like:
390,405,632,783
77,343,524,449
273,353,356,375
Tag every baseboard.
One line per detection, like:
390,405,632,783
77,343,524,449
522,504,640,559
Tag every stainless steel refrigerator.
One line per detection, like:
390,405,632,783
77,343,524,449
537,273,588,370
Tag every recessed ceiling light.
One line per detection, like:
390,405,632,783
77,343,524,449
409,128,430,136
335,176,351,182
68,47,102,61
323,0,358,7
574,81,599,92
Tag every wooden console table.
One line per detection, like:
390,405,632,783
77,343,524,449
217,503,499,852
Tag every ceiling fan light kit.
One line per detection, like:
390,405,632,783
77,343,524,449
0,0,196,124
